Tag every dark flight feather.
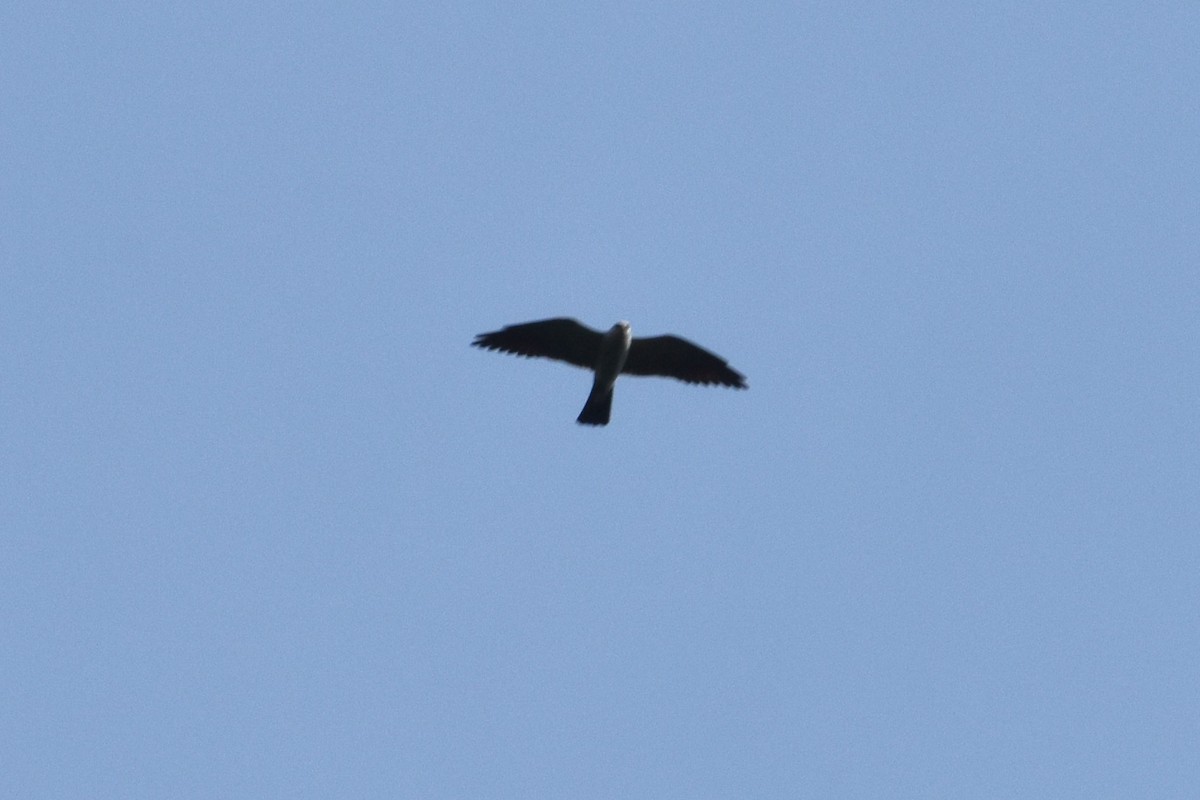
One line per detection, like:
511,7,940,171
623,335,747,388
471,318,602,370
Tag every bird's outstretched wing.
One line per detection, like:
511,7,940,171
623,335,747,388
471,318,603,370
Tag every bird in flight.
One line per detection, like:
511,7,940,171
471,318,747,426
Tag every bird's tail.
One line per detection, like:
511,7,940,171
577,385,613,426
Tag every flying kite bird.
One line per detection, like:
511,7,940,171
471,317,747,426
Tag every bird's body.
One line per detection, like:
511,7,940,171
471,318,746,426
576,322,632,425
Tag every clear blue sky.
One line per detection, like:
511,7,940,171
4,4,1198,797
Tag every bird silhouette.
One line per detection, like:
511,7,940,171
472,318,747,425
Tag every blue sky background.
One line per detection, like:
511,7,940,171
4,3,1198,797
